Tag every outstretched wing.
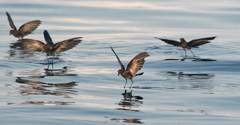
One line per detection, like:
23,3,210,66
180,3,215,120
6,12,17,30
188,36,216,47
53,37,82,52
110,47,125,70
155,37,180,46
126,52,149,76
18,20,41,36
43,30,54,45
12,38,46,52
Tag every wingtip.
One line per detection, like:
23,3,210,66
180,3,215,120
140,52,150,57
208,36,217,40
37,20,42,24
110,46,116,54
6,11,10,16
74,37,83,40
154,37,166,41
206,36,217,41
74,37,83,42
145,52,150,57
43,30,49,35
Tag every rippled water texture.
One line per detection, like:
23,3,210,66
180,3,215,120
1,0,240,125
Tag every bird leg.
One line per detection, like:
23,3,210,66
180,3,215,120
129,79,134,89
47,58,50,69
124,79,128,88
51,58,54,69
190,49,196,57
183,49,187,59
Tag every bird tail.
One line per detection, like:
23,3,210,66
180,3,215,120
136,72,144,76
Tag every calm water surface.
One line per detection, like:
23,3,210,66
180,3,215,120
1,0,240,125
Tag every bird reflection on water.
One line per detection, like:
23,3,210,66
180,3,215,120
8,48,35,59
44,66,77,76
117,90,143,112
16,77,77,96
110,118,143,124
110,90,144,124
166,71,214,79
12,70,78,106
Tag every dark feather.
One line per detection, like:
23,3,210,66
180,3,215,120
189,36,216,43
188,36,216,47
12,38,46,52
188,41,210,48
126,52,149,76
53,37,82,52
18,20,41,36
155,37,181,47
6,12,17,30
44,30,54,45
136,72,144,76
110,47,125,70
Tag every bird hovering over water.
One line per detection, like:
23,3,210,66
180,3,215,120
110,47,149,89
13,30,82,68
6,12,41,39
13,30,82,55
155,36,216,57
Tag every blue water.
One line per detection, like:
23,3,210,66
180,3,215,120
1,0,240,125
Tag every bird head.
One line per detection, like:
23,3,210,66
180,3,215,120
118,69,124,76
9,30,14,35
180,38,187,43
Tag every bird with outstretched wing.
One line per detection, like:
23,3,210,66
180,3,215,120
6,12,41,39
12,30,82,69
155,36,216,57
110,47,149,89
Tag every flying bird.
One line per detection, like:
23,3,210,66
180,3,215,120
6,12,41,39
13,30,82,68
155,36,216,57
110,47,149,89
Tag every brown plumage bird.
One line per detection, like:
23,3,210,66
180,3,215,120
13,30,82,68
6,12,41,39
13,30,82,55
110,47,149,89
155,36,216,57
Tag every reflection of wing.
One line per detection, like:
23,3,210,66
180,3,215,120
155,37,180,47
126,52,149,76
110,47,125,70
188,36,216,47
53,37,82,52
6,12,17,30
13,39,46,52
18,20,41,36
43,30,54,45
